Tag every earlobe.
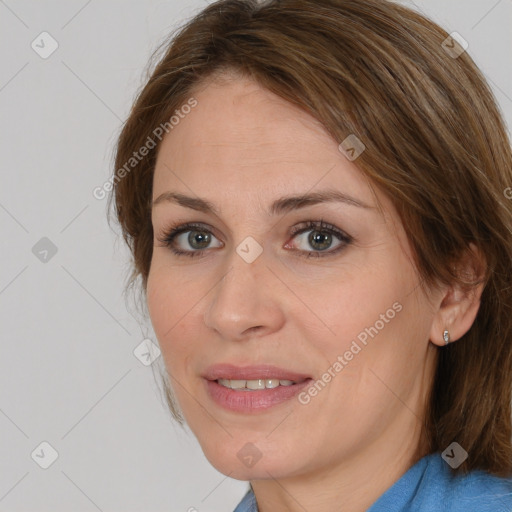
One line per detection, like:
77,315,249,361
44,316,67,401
429,243,486,348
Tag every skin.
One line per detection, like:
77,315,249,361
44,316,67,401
147,72,484,512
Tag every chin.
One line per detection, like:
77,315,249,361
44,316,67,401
200,439,304,481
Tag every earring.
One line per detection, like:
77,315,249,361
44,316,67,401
443,329,451,345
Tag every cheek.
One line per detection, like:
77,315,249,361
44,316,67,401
146,261,202,376
320,273,434,410
303,265,403,350
147,255,189,333
146,268,170,338
147,265,182,354
306,251,429,384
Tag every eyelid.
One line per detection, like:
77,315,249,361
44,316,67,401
157,221,222,245
156,219,353,259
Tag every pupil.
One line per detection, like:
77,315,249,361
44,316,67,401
310,231,331,251
189,231,210,249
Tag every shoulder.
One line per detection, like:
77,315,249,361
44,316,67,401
412,452,512,512
368,452,512,512
444,466,512,511
233,454,512,512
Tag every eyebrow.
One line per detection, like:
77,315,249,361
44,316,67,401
151,189,374,216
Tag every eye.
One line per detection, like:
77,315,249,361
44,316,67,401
286,220,352,258
157,222,223,258
156,219,352,259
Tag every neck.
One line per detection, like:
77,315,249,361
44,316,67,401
250,405,430,512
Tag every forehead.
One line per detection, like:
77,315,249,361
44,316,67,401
163,77,332,159
152,75,393,224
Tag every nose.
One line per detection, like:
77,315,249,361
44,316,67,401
202,245,286,341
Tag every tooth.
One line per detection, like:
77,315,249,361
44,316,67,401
246,379,266,390
229,379,246,389
216,378,297,390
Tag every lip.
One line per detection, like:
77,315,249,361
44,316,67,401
202,363,312,382
201,363,314,413
204,378,313,413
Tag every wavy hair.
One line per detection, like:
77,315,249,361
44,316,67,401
108,0,512,476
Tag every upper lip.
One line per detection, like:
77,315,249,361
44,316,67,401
202,364,312,382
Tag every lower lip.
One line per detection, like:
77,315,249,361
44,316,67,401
204,378,313,413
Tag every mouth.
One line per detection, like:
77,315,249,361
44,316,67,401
202,368,313,413
215,377,309,390
202,363,313,382
202,363,314,412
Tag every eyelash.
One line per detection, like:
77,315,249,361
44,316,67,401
157,219,353,259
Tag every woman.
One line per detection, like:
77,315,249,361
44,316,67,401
108,0,512,510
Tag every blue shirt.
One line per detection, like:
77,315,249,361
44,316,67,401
232,451,512,511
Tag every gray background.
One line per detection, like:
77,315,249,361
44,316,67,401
1,1,511,511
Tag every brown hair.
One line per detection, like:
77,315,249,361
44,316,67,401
108,0,512,476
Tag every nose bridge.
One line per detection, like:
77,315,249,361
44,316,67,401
203,238,283,338
215,238,268,312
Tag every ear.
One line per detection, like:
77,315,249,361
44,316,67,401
429,243,486,347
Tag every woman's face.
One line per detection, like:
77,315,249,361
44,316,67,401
147,74,440,480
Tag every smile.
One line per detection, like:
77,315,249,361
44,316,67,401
216,378,299,390
204,377,313,412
